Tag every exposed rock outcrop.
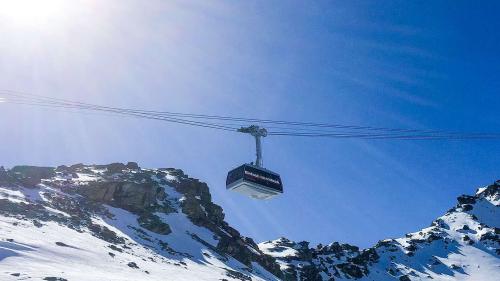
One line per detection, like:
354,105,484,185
80,181,158,212
0,163,283,279
260,181,500,280
0,163,498,280
8,166,55,187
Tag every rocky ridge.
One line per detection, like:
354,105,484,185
0,163,498,281
0,163,281,280
259,181,500,280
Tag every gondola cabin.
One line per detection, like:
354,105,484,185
226,164,283,200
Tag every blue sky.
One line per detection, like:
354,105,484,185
0,0,499,248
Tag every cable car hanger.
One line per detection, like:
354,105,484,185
238,125,267,167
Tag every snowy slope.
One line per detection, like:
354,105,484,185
0,164,498,281
259,181,500,281
0,163,281,281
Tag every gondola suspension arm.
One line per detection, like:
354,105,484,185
238,125,268,168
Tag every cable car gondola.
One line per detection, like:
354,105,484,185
226,126,283,199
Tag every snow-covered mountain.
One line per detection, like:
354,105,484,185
0,163,281,281
0,163,498,281
260,182,500,281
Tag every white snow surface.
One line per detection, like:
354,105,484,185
259,183,500,281
259,239,298,258
0,166,278,281
0,165,498,281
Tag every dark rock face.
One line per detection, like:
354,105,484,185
43,277,68,281
297,265,322,281
55,242,70,247
102,163,128,174
71,163,283,278
351,248,379,265
399,275,411,281
0,167,10,184
264,181,500,280
166,175,283,278
256,254,283,279
337,263,364,279
110,182,158,211
126,162,140,170
0,163,284,279
127,262,139,269
457,195,476,205
180,196,207,223
8,166,55,187
217,235,253,266
138,213,171,235
80,182,157,212
261,237,380,280
2,163,496,280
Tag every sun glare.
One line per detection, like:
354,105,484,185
0,0,66,26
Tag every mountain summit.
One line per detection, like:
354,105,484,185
260,181,500,280
0,163,498,281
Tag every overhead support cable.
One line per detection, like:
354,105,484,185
1,90,499,140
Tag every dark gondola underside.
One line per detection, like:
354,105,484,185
226,164,283,200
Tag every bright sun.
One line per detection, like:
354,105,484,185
0,0,66,26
